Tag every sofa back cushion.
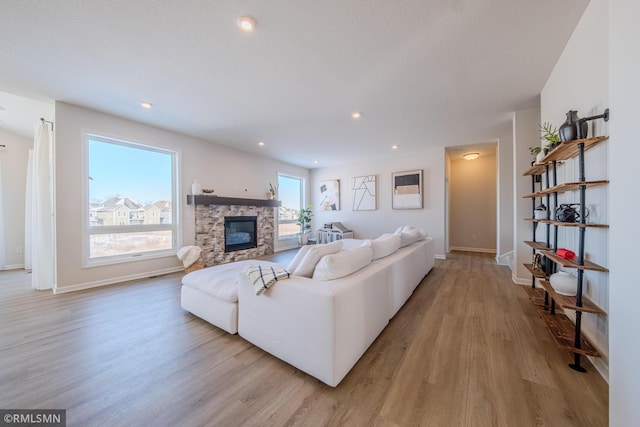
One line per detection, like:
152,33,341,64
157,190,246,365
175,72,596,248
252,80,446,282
312,245,373,281
370,234,401,260
287,245,312,272
292,240,343,277
397,228,422,247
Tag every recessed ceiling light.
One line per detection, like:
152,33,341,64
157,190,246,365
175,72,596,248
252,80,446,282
351,111,362,119
140,102,153,109
238,16,256,32
314,160,319,164
463,152,480,160
258,141,265,147
391,144,399,150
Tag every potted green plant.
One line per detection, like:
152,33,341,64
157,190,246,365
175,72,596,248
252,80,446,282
297,204,313,245
539,122,561,152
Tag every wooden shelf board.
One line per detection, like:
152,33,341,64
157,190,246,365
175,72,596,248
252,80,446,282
524,286,547,308
524,241,550,251
537,310,600,357
524,263,547,279
550,220,609,228
538,280,606,315
187,195,282,207
537,180,609,195
524,218,609,228
538,136,608,164
540,250,609,272
523,164,548,177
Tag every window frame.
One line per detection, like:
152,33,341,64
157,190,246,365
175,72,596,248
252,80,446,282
82,132,181,267
276,173,305,241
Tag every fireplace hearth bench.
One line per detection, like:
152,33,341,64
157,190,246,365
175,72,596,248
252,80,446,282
180,228,435,386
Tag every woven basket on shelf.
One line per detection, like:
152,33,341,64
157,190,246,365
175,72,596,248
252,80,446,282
185,253,205,274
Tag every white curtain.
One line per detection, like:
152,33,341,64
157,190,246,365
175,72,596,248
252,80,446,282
0,150,6,270
24,149,33,270
27,122,55,290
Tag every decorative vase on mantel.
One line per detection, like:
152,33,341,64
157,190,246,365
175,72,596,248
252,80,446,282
559,110,589,142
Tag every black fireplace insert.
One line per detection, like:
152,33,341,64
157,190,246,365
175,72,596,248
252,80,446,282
224,216,257,252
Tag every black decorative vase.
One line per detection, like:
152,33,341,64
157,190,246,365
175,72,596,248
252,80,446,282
559,110,588,142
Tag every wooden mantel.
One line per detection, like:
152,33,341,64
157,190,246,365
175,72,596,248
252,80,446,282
186,195,282,207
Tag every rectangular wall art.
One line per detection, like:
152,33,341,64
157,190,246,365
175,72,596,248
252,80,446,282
319,179,340,211
352,175,376,211
392,169,423,209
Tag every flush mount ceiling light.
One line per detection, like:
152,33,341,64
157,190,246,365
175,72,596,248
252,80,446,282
351,111,362,119
463,152,480,160
257,141,265,147
238,16,257,32
391,144,399,150
140,101,153,109
314,160,319,164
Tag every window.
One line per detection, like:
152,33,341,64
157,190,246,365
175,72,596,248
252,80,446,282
86,134,178,263
277,174,304,239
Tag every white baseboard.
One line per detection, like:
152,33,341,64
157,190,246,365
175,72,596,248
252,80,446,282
495,251,513,268
512,274,530,286
435,254,446,260
275,244,299,252
588,355,609,384
449,246,496,254
1,264,25,271
53,266,184,294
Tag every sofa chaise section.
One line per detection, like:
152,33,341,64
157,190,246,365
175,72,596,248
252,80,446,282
236,259,390,387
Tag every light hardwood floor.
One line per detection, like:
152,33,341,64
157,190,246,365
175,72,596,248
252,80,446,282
0,251,608,426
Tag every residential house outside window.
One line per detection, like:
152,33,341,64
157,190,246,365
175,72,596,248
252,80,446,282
277,174,304,239
86,134,178,263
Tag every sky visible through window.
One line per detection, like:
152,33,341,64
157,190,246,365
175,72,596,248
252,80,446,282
278,175,302,210
88,138,172,204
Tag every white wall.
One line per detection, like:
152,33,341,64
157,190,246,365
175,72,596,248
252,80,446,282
310,147,446,257
538,0,610,379
54,102,309,292
496,125,514,264
0,128,31,269
449,153,496,252
609,0,640,425
512,106,541,282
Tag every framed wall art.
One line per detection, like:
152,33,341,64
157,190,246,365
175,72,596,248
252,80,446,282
351,175,376,211
319,179,340,211
392,169,423,209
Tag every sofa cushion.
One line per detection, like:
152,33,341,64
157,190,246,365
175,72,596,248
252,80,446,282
370,234,401,260
293,240,343,277
312,245,373,281
397,228,422,247
181,263,244,303
287,245,312,272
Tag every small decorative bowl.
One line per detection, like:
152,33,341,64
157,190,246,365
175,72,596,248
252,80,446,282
202,188,215,193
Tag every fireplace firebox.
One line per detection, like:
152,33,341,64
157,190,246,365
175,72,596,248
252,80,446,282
224,216,257,252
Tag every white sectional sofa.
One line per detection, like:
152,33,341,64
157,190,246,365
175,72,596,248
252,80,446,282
181,230,435,387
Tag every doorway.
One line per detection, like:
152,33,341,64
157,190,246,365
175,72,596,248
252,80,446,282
445,143,497,254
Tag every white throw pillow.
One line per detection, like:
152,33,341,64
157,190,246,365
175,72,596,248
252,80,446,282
417,228,428,239
370,234,401,260
292,240,343,277
402,225,416,233
399,228,422,247
313,245,373,281
287,245,312,272
394,226,404,234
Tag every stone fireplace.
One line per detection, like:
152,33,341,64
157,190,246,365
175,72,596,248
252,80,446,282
191,195,279,267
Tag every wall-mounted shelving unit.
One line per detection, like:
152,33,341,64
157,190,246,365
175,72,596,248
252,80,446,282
522,135,608,372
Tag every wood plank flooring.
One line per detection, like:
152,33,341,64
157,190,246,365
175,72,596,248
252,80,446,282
0,251,608,426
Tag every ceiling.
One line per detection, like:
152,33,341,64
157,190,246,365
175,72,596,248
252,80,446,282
0,0,588,169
